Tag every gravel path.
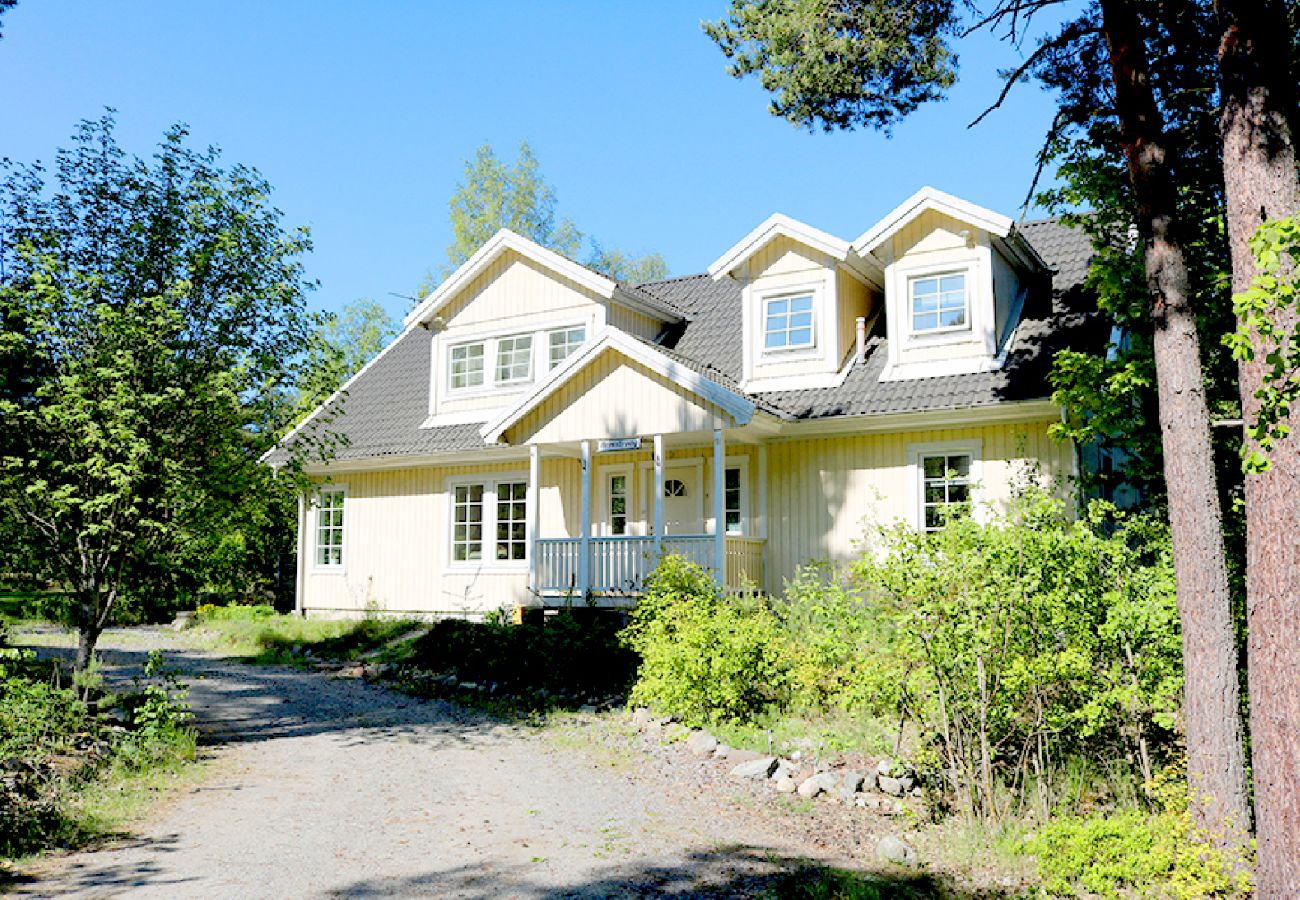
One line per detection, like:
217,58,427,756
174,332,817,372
8,629,833,898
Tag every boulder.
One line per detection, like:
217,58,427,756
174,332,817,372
730,757,779,780
711,743,732,759
630,707,652,728
773,775,799,793
685,731,718,757
662,723,690,743
876,835,917,867
797,773,838,798
720,747,766,764
771,759,798,780
877,773,916,797
839,771,866,802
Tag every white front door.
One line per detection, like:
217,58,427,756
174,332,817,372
651,463,703,535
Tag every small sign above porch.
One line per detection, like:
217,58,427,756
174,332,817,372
597,437,641,453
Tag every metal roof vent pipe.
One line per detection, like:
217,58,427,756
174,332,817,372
855,316,867,362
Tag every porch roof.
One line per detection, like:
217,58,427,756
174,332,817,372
481,330,757,446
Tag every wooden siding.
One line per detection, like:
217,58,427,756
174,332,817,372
763,420,1074,592
439,250,603,330
607,304,667,341
504,349,730,445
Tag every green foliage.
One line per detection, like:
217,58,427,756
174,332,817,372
0,112,318,655
194,603,277,623
622,555,786,726
1027,772,1247,899
288,297,396,429
854,492,1182,820
1226,214,1300,473
120,651,194,746
429,141,668,293
704,0,959,133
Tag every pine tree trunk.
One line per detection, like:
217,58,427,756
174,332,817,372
1217,1,1300,890
1099,0,1253,867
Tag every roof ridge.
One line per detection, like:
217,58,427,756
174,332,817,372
635,272,710,289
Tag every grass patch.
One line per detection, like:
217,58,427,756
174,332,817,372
188,605,424,664
759,860,939,899
710,708,899,763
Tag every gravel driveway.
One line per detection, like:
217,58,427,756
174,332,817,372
8,629,830,898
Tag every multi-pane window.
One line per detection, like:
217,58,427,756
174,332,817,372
452,484,485,561
495,334,533,384
449,342,485,390
724,467,743,534
549,326,586,369
608,474,628,535
764,294,814,350
450,480,528,565
910,273,968,333
495,481,527,561
921,453,972,531
314,487,345,567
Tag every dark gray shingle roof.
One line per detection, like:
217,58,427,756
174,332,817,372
275,218,1099,463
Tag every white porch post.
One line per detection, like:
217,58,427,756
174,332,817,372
580,439,592,598
713,428,725,587
527,444,540,599
757,443,769,539
653,433,664,558
294,491,307,616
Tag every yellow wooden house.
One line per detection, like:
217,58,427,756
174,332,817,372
267,187,1098,618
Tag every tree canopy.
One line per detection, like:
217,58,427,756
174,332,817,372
0,113,317,666
428,142,668,292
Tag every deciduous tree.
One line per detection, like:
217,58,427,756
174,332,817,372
0,113,316,669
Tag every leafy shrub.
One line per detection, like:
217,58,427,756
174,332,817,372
193,603,276,623
622,555,786,726
850,492,1182,820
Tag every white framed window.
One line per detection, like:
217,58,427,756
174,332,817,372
763,293,815,350
449,342,485,390
907,440,981,532
910,272,969,334
724,467,743,534
447,476,529,568
495,481,528,561
451,483,485,561
608,472,629,535
548,326,586,369
494,334,533,385
313,485,346,568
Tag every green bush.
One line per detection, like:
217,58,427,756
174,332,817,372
622,555,786,726
193,602,277,623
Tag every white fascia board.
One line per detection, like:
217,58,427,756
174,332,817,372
480,329,756,444
770,398,1062,439
259,325,421,466
611,286,686,324
853,187,1015,256
707,213,853,279
404,229,617,329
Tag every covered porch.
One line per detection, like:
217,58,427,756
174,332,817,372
481,331,771,603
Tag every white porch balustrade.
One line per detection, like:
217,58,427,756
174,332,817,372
533,534,763,597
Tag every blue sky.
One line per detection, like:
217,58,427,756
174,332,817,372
1,2,1064,322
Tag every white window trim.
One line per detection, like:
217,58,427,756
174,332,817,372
908,269,972,338
444,472,530,571
435,318,593,404
598,463,635,536
723,455,751,536
906,439,983,531
547,325,588,371
310,483,348,574
493,333,535,386
759,289,819,357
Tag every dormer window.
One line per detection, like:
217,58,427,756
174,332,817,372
764,294,815,351
548,326,586,369
495,334,533,384
910,272,969,335
449,343,485,390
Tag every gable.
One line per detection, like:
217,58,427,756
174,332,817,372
438,248,605,331
500,347,734,445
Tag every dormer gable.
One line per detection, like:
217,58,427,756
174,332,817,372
852,187,1048,381
411,229,684,427
708,214,882,392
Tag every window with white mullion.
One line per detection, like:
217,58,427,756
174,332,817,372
763,294,815,350
314,487,345,567
548,326,586,369
920,453,972,531
910,272,969,334
494,334,533,384
452,483,485,561
608,473,629,535
495,481,527,560
724,467,743,535
449,342,485,390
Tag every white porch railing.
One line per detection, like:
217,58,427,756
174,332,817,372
534,535,763,596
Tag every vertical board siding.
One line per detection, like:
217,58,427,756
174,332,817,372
439,250,601,330
607,304,667,340
763,420,1073,593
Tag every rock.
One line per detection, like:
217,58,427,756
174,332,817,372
631,707,652,728
876,835,917,867
876,758,895,776
730,757,779,780
797,776,826,798
685,731,718,757
774,775,798,793
662,723,690,743
878,773,916,797
711,743,732,759
719,747,765,764
839,771,866,802
771,759,798,780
